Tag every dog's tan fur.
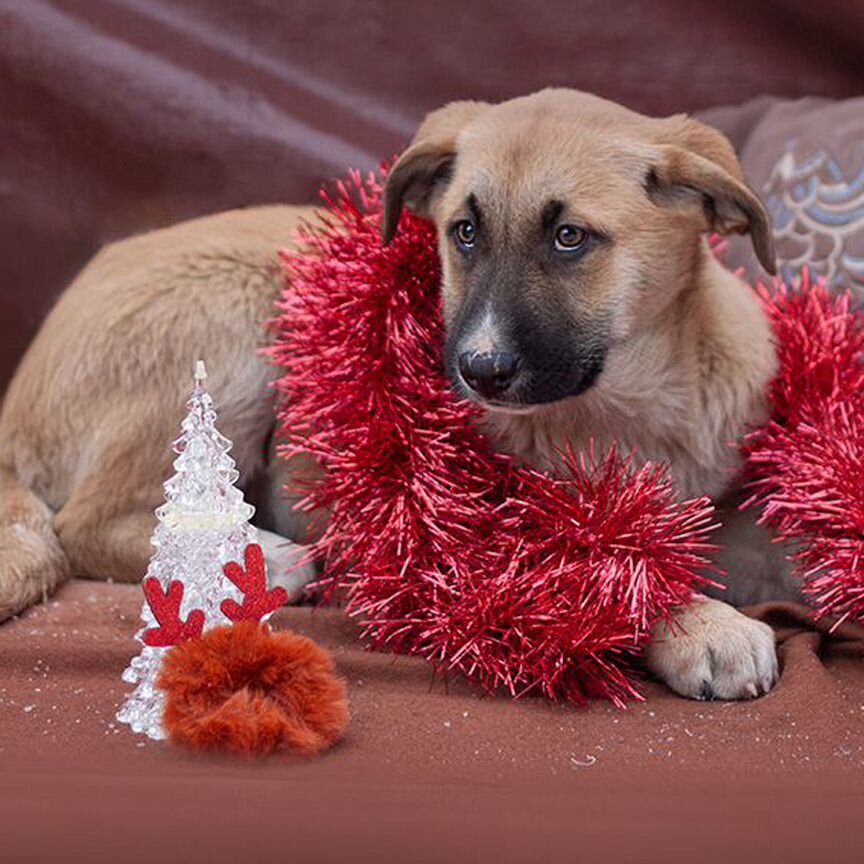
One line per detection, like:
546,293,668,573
0,89,788,700
0,205,316,619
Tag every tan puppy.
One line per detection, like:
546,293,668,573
0,89,789,700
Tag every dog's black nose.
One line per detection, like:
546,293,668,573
458,350,520,398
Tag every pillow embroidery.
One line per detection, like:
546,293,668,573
764,145,864,289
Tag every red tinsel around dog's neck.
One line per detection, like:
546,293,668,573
273,168,864,705
271,170,719,706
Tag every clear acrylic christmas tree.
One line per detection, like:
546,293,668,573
117,361,257,740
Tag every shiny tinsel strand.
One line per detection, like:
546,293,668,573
743,272,864,627
270,168,719,705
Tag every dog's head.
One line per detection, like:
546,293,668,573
382,89,775,411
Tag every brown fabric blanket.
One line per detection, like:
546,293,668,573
1,579,862,862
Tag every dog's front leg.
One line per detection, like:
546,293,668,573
257,529,318,601
645,596,778,700
701,495,800,607
645,486,793,700
246,429,324,603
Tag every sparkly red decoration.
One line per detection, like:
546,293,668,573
141,578,205,647
743,271,864,627
221,543,289,623
271,169,717,706
158,621,349,756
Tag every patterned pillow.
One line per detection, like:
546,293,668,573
699,96,864,293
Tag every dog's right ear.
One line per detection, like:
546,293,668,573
382,100,488,244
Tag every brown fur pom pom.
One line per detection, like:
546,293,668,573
158,621,349,756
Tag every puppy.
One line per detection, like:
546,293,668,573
0,89,790,699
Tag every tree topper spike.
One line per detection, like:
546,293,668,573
195,360,207,383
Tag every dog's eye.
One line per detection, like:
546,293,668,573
453,220,476,250
554,225,588,252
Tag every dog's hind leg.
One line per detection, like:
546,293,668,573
54,441,319,599
50,440,162,583
55,502,156,584
56,490,317,604
0,465,70,620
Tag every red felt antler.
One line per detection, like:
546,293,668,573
220,543,288,623
142,578,205,647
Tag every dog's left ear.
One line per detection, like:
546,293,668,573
647,117,776,274
382,100,489,244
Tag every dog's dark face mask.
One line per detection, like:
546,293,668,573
438,198,610,409
381,92,776,412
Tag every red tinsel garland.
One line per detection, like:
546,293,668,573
271,170,717,706
744,272,864,628
272,170,864,705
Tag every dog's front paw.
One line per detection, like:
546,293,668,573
645,597,778,700
257,530,318,603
